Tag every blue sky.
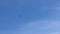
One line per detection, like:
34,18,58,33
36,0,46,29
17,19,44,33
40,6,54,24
0,0,60,34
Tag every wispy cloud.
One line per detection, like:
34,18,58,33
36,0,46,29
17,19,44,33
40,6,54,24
0,20,60,34
1,0,60,34
14,20,60,34
50,32,60,34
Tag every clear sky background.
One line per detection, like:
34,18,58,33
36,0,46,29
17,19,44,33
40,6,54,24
0,0,60,34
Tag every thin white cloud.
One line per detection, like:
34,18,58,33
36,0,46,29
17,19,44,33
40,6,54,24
0,20,59,34
49,32,60,34
14,20,60,34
